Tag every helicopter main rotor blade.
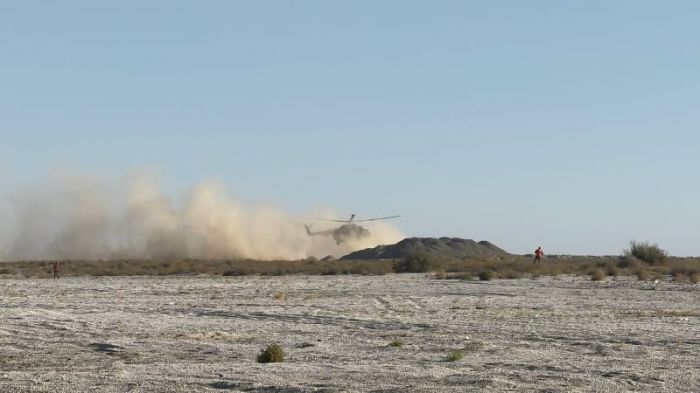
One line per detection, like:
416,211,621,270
318,215,401,223
354,215,401,222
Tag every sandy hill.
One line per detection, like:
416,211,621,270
341,237,509,260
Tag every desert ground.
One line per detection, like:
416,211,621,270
0,274,698,392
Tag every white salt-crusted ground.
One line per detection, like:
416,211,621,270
0,274,698,392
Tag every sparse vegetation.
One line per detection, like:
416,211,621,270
655,309,698,317
635,268,651,281
389,340,404,348
617,255,641,269
624,241,668,264
394,252,442,273
449,271,473,281
594,344,608,356
0,267,15,275
463,341,486,352
672,273,690,283
273,292,286,300
589,269,606,281
478,270,496,281
0,244,697,282
302,292,318,301
256,344,285,363
446,350,464,362
498,269,523,279
0,258,395,278
690,272,700,284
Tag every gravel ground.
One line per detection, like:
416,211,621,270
0,274,698,392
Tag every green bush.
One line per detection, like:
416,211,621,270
256,344,285,363
624,241,668,264
446,351,464,362
389,340,404,348
478,270,496,281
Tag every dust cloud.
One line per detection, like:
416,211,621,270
0,173,403,261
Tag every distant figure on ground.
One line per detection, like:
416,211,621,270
533,247,544,264
52,261,60,280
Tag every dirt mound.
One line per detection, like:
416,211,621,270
341,237,509,260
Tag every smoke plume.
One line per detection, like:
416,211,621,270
0,173,403,261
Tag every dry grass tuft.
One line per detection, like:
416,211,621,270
446,350,464,362
635,269,651,281
446,272,473,280
589,269,606,281
389,340,405,348
690,272,700,284
256,344,285,363
273,292,286,301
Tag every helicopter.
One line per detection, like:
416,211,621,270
304,214,401,244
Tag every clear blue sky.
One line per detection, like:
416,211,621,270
1,1,699,255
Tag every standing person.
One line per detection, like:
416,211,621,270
533,247,544,264
52,261,60,280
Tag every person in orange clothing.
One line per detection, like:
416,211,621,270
533,246,544,264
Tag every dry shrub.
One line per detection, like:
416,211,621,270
434,270,447,279
589,269,606,281
656,309,699,317
672,273,690,284
498,269,523,279
453,272,474,281
635,269,651,281
617,255,642,269
0,267,15,275
395,252,443,273
273,292,286,300
690,272,700,284
440,272,475,280
302,292,318,301
2,252,695,281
